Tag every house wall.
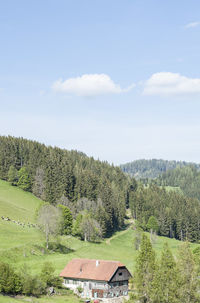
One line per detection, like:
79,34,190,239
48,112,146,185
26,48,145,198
63,278,129,299
63,278,109,298
110,267,131,282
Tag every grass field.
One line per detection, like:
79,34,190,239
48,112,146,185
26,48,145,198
0,294,82,303
0,179,199,302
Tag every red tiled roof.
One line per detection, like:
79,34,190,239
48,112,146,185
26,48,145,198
60,258,125,281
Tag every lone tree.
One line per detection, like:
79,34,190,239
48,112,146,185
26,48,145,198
38,204,61,249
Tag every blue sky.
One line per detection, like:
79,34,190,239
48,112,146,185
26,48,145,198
1,0,200,164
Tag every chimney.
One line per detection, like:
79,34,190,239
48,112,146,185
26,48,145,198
96,260,99,267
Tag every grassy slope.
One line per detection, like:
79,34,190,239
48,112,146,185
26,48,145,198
0,179,199,302
0,180,42,251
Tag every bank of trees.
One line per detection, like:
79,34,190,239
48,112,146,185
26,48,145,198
155,165,200,200
129,234,200,303
120,159,197,179
0,136,134,238
130,184,200,242
1,136,200,244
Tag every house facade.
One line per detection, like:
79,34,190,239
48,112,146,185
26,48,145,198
60,258,132,299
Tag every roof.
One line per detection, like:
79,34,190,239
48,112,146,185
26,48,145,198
60,258,126,282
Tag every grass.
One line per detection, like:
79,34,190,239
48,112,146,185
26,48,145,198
164,185,183,194
0,179,199,302
0,294,82,303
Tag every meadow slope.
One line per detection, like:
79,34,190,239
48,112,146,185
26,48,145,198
0,179,199,302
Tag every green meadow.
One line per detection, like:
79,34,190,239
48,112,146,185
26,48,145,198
0,179,199,302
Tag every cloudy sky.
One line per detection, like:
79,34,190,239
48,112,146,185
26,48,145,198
1,0,200,164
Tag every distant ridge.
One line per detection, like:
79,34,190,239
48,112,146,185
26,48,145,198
120,159,200,179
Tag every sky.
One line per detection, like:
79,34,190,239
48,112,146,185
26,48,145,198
1,0,200,165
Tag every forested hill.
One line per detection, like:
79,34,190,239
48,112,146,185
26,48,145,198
120,159,200,179
155,165,200,201
0,136,136,237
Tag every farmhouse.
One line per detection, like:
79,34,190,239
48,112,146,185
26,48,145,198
60,258,132,299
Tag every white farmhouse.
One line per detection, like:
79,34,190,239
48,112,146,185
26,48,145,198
60,258,132,300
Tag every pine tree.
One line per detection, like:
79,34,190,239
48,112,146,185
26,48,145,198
57,204,73,235
17,167,31,191
177,242,200,303
7,165,18,186
134,234,156,303
151,243,180,303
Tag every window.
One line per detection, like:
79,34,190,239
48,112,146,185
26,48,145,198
119,272,122,276
64,278,69,284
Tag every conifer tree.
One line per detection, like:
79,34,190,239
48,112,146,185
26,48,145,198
17,167,31,191
177,242,200,303
134,234,156,303
151,243,180,303
57,204,73,235
7,165,18,186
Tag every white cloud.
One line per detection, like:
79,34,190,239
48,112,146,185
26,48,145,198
143,72,200,96
52,74,135,97
185,21,200,28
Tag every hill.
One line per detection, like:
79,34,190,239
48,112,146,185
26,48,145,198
0,179,200,303
120,159,200,179
0,135,134,237
155,165,200,201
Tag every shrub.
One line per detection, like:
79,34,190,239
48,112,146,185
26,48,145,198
0,262,22,294
40,261,62,288
20,265,46,297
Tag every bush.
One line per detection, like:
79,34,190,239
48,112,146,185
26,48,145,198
77,286,83,294
20,265,46,297
40,261,62,288
0,262,22,294
22,274,46,297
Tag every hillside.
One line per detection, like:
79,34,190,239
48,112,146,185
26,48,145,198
0,135,133,237
0,179,200,302
155,165,200,200
120,159,200,179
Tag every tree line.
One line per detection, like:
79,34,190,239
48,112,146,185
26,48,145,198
128,234,200,303
120,159,199,179
0,136,133,237
154,165,200,200
129,184,200,242
1,136,200,244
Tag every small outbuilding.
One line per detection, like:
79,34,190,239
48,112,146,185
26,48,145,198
60,258,132,299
